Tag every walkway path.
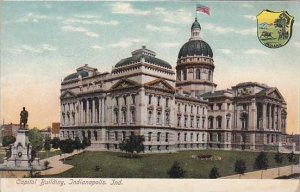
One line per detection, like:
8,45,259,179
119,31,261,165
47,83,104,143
221,164,300,179
0,150,83,178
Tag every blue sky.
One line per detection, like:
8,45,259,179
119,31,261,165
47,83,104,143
1,1,299,133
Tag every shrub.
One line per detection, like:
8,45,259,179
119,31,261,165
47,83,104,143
209,166,220,179
167,161,186,178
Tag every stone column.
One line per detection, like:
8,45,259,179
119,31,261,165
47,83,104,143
262,103,267,130
92,98,95,124
99,98,102,125
61,104,64,126
278,108,282,131
76,100,80,125
250,101,257,131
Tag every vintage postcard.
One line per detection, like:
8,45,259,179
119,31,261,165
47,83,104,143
0,0,299,192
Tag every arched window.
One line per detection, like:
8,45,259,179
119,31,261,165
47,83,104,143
131,95,135,105
240,112,248,130
217,116,222,129
122,110,127,123
208,116,214,129
208,71,212,81
196,69,201,79
94,131,98,141
165,112,170,125
157,111,161,124
114,110,119,124
87,130,91,140
131,110,135,123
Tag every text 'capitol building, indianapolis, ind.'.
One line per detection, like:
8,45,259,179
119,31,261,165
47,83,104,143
59,18,289,152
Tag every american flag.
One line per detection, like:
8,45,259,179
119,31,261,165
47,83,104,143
196,4,210,16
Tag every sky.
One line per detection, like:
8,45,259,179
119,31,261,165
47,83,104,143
0,1,299,134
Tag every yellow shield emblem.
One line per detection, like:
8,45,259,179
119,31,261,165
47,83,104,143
257,10,294,48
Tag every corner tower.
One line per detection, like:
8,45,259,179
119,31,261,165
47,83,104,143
176,18,216,96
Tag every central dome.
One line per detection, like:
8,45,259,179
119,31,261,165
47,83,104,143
178,40,213,59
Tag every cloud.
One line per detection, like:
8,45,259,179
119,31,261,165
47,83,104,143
203,23,256,35
220,49,232,54
158,42,180,48
7,44,57,54
4,12,62,24
153,7,193,24
63,15,119,25
244,49,269,55
111,38,145,48
240,3,254,8
61,25,99,38
244,15,256,21
146,24,175,32
91,45,103,50
111,2,150,15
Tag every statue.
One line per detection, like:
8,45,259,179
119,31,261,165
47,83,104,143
20,107,28,129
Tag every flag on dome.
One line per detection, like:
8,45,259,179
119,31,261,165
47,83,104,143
196,4,210,16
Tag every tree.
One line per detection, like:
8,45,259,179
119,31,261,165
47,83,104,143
254,152,268,179
119,135,145,158
2,135,16,147
274,152,284,176
81,137,91,149
73,136,82,151
234,159,247,178
44,135,51,157
209,166,220,179
51,137,60,149
274,12,291,39
167,161,186,178
59,139,74,161
28,128,44,151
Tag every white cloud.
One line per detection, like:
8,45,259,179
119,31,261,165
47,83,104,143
203,23,256,35
111,38,145,48
244,15,256,21
111,2,150,15
61,25,99,38
244,49,269,55
4,12,62,24
63,16,119,25
146,24,175,32
220,49,232,54
7,44,57,54
153,7,193,24
158,42,180,48
91,45,103,50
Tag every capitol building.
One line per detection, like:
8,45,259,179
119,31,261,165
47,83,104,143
59,18,288,152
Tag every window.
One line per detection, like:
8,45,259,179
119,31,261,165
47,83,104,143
197,106,199,114
122,110,127,123
115,131,118,140
157,132,161,142
190,117,194,128
208,116,214,129
202,134,205,141
217,103,222,110
148,132,152,141
227,103,230,110
196,117,200,128
184,133,187,141
185,105,187,113
202,117,205,128
166,98,169,107
217,116,222,129
208,71,212,81
157,97,161,106
202,107,205,114
88,130,91,139
177,133,180,141
183,69,187,80
131,95,135,105
131,110,135,123
94,131,98,141
122,131,126,140
114,110,119,124
191,105,193,113
196,133,199,141
210,104,214,110
177,116,181,127
165,112,170,125
165,132,169,142
148,111,153,124
156,111,161,124
116,97,119,106
190,133,193,141
123,96,127,105
184,117,187,127
196,69,201,79
148,95,152,105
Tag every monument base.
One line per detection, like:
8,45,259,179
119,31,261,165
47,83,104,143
0,129,46,171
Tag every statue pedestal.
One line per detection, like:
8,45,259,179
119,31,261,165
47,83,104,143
0,129,44,171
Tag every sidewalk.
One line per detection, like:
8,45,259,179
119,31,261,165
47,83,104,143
221,164,300,179
0,150,83,178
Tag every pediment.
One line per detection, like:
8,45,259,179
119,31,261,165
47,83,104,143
110,78,140,90
266,88,285,101
144,79,175,93
61,90,76,99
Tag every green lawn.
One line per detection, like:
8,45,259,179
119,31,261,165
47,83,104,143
49,150,299,178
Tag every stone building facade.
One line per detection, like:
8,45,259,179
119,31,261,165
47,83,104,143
59,19,288,152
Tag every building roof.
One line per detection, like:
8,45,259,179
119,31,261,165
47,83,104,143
63,70,89,81
178,40,213,59
200,90,233,99
115,46,172,69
